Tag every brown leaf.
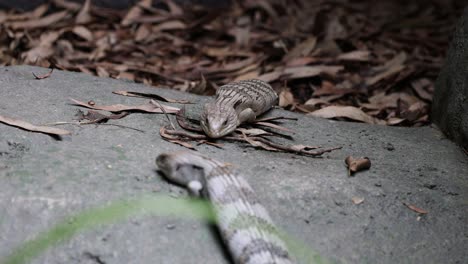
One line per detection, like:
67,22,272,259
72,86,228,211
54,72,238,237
72,26,93,41
112,90,191,104
75,0,92,24
345,156,371,175
236,128,272,136
309,106,384,124
411,79,433,101
352,197,365,205
366,52,407,86
70,98,180,113
279,89,295,107
337,50,371,61
9,11,69,30
241,133,278,151
283,65,343,79
121,0,152,26
32,69,54,80
284,36,317,61
159,126,195,149
0,114,71,136
403,202,428,214
254,122,295,133
153,20,187,31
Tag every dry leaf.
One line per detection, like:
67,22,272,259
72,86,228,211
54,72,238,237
284,36,317,61
352,197,365,205
72,26,93,41
153,20,187,31
112,90,191,104
70,98,180,113
403,202,428,214
32,69,54,80
345,156,371,175
337,50,371,61
122,0,152,26
236,128,271,136
75,0,92,24
9,11,69,29
254,121,295,133
366,52,407,86
0,114,71,136
283,65,343,79
309,106,384,124
279,89,295,107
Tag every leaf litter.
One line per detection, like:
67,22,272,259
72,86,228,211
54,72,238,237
0,0,460,127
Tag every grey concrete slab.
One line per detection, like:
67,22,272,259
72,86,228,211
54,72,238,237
0,65,467,264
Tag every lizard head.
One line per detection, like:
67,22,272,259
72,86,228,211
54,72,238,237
200,102,239,138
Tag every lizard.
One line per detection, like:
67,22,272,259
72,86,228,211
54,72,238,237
200,79,278,138
156,151,294,264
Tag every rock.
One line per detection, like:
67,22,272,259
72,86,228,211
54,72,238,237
432,7,468,149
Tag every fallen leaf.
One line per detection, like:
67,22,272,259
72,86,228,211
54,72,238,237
352,197,365,205
0,114,71,136
236,128,272,136
366,52,407,86
9,10,69,30
72,26,93,41
75,0,92,24
338,50,371,61
284,36,317,61
112,90,192,104
403,202,428,214
283,65,343,79
279,89,295,107
121,0,152,26
32,68,54,79
153,20,187,31
309,106,384,124
254,121,295,133
159,126,195,149
345,156,371,175
70,98,180,113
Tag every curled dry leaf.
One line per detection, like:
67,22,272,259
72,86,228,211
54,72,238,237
70,98,180,113
337,50,371,61
159,126,195,149
279,89,295,107
345,156,371,175
32,68,54,80
352,197,365,205
283,65,344,79
403,202,428,214
0,114,71,136
309,105,385,125
236,128,272,136
112,90,192,104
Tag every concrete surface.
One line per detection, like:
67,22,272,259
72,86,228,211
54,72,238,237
433,7,468,149
0,65,467,264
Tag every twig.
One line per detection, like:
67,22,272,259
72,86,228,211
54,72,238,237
154,100,176,130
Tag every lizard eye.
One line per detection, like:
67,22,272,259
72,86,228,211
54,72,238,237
222,119,228,126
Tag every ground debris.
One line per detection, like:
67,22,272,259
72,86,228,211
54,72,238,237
345,156,371,175
0,0,459,127
0,114,71,136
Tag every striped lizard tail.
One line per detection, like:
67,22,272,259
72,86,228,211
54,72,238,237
156,151,294,264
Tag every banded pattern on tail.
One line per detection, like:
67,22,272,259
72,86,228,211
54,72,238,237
156,151,294,264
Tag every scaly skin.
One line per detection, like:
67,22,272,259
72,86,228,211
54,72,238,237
200,79,278,138
156,151,294,264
